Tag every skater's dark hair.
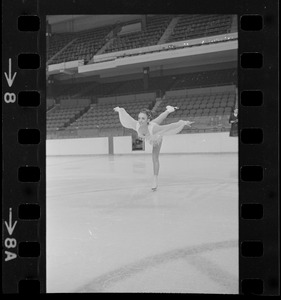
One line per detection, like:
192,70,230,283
139,108,154,121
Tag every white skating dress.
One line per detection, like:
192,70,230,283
117,108,188,146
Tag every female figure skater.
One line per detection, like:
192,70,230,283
114,105,194,190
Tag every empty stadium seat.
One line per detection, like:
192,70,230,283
104,15,173,54
50,25,114,65
167,15,232,43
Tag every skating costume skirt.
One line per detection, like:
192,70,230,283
139,134,163,146
137,122,163,146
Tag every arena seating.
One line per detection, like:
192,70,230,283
67,95,154,130
55,86,235,136
104,15,173,54
50,26,114,65
154,89,236,133
47,33,77,62
167,15,232,43
48,15,234,65
47,99,90,131
46,15,237,139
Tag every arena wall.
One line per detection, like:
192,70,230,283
47,137,108,156
114,132,237,154
46,132,238,156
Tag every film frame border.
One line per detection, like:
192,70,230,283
1,0,279,294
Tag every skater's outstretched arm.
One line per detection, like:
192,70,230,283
151,120,194,136
114,107,137,130
151,106,177,125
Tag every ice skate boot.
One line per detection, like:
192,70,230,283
152,175,158,191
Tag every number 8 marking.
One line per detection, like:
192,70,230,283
4,92,16,103
5,238,17,248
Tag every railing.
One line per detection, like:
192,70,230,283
170,81,237,91
92,33,237,64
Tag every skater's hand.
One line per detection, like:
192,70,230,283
113,107,121,112
166,105,178,113
185,121,194,127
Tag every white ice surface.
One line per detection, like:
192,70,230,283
47,153,238,293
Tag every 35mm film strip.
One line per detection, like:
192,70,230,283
2,0,279,294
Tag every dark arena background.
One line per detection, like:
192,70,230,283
46,14,239,293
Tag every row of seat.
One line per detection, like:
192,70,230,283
67,99,153,130
167,15,232,43
51,25,114,64
168,94,235,102
104,15,172,53
47,33,76,61
47,102,90,129
170,28,229,41
156,91,236,119
46,90,235,131
47,94,236,135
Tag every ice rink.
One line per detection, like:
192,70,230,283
47,153,238,293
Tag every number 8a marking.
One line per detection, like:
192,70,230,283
4,92,16,103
